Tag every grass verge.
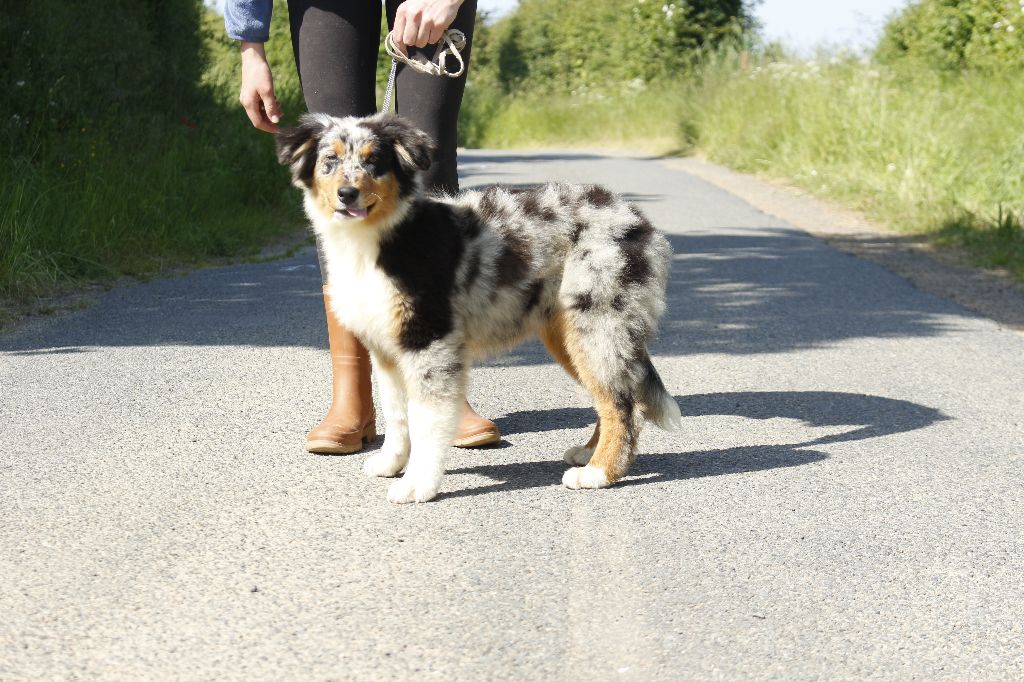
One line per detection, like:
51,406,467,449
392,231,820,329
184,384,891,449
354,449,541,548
461,56,1024,279
0,2,305,329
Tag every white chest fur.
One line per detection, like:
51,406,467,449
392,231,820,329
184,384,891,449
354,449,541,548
319,227,403,359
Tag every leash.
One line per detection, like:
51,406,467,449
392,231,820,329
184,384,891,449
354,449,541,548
380,28,467,113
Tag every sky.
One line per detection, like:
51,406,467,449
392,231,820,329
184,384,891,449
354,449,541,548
478,0,913,53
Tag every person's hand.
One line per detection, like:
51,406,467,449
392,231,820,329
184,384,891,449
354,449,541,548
239,41,282,133
392,0,463,55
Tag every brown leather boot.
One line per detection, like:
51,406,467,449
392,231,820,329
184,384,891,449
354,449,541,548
305,287,376,454
454,400,501,448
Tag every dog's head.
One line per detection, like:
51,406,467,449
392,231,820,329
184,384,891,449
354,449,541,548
275,113,434,227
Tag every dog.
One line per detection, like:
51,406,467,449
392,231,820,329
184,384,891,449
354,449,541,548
276,113,680,503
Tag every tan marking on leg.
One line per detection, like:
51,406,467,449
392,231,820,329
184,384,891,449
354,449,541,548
540,310,580,383
585,420,600,449
555,309,634,484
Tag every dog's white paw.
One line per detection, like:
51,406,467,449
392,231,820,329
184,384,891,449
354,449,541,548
387,473,441,504
563,445,595,466
363,448,408,478
562,465,610,490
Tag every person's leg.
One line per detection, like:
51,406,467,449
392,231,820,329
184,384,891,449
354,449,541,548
385,0,478,194
384,0,497,446
288,0,380,118
288,0,381,453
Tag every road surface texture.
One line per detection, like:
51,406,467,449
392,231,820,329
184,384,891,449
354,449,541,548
3,151,1023,680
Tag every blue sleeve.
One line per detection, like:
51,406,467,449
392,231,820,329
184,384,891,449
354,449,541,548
224,0,274,42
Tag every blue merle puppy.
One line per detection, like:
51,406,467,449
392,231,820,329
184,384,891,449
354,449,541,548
276,113,680,503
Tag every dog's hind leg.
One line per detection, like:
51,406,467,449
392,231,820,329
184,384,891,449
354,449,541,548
547,311,642,489
385,349,465,504
540,317,601,466
363,355,410,478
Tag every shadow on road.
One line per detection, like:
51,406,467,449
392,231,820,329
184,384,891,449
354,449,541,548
444,390,947,499
2,199,968,358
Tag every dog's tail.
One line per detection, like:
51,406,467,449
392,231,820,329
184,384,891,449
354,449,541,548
640,353,681,431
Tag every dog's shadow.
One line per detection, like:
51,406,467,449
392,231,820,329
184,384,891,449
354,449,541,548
443,391,947,499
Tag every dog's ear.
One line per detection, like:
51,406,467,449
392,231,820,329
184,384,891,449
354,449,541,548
275,114,328,187
375,114,435,175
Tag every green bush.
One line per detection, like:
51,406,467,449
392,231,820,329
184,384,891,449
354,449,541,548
0,1,304,311
877,0,1024,71
470,0,757,93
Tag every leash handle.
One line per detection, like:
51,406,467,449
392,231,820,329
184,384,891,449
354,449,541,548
380,28,467,113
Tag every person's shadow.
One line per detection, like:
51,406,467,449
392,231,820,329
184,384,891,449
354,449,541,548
443,391,947,499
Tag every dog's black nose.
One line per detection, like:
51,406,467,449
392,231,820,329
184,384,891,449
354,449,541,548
337,186,359,205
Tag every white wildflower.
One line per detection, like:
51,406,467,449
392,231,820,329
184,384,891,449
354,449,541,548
810,169,818,177
887,163,897,172
1008,24,1015,32
16,80,24,87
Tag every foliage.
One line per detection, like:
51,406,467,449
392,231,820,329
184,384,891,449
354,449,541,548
0,1,304,312
877,0,1024,71
689,55,1024,277
469,0,758,93
461,51,1024,278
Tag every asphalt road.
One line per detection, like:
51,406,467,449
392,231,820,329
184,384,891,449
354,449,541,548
2,150,1023,680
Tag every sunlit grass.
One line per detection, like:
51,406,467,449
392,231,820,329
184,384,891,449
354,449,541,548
460,83,694,154
460,56,1024,278
692,57,1024,277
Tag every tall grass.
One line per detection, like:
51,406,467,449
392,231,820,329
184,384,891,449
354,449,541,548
694,56,1024,275
460,82,693,152
461,55,1024,278
0,2,304,321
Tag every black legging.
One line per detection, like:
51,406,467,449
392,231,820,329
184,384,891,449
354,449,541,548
286,0,477,281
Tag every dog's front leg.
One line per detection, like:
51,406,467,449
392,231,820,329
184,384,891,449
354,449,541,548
386,351,464,504
363,355,410,478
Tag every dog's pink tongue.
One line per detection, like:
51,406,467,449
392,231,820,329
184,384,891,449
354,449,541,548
346,207,368,218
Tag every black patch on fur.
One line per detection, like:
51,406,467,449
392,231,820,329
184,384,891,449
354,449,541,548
620,250,651,286
618,216,655,243
461,209,483,239
523,280,544,312
495,231,530,287
570,219,587,243
570,292,593,312
275,116,327,187
611,294,626,311
618,212,655,286
584,185,615,207
377,200,466,351
521,192,540,216
614,390,635,419
424,361,464,383
479,187,507,223
518,191,557,222
362,114,435,197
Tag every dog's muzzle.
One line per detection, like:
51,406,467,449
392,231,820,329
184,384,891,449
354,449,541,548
337,186,369,219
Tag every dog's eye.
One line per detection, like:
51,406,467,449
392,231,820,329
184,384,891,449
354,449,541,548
362,152,385,176
320,155,338,174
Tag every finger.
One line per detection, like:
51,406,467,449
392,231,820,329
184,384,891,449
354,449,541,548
403,14,421,50
242,96,275,133
261,91,282,128
428,25,445,46
416,19,432,48
392,16,409,56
